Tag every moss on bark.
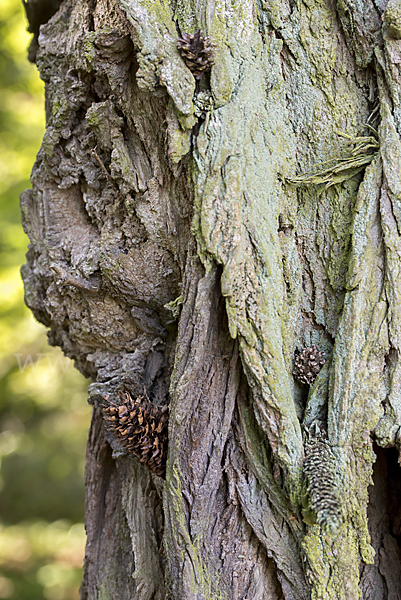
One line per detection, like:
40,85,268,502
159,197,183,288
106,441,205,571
21,0,401,597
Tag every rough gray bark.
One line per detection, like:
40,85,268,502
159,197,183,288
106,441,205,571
21,0,401,598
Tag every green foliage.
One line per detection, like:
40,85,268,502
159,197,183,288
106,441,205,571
0,520,85,600
0,1,91,598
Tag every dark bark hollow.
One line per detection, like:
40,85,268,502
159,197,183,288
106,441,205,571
21,0,401,597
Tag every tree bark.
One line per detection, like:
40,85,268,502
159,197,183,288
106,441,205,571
21,0,401,597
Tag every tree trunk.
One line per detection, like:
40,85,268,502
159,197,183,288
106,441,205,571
21,0,401,597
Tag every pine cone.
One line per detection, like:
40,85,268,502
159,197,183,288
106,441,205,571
293,345,326,385
303,432,342,533
176,30,214,80
103,392,168,478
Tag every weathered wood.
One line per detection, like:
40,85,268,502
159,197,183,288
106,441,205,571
21,0,401,597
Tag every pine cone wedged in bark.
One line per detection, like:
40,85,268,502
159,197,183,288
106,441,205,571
303,431,342,533
176,30,214,80
293,345,326,385
103,392,168,478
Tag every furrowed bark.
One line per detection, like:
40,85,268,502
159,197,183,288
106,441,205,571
21,0,401,597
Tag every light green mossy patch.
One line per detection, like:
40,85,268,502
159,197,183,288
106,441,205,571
86,108,102,128
110,143,138,191
169,0,196,32
165,95,193,162
164,295,183,318
133,0,174,28
210,49,233,108
374,405,401,447
259,0,284,29
86,101,117,149
384,0,401,39
303,524,363,600
119,0,196,121
97,583,112,600
82,31,97,65
192,24,303,494
82,26,118,70
51,98,63,117
207,0,256,48
345,452,375,566
164,462,229,600
300,157,385,596
98,562,128,600
41,127,60,159
380,101,401,234
167,122,192,161
298,1,336,104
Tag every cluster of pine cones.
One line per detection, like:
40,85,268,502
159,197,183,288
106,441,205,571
103,392,168,478
293,345,326,385
102,343,325,477
176,30,214,80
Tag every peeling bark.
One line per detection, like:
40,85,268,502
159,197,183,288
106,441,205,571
21,0,401,597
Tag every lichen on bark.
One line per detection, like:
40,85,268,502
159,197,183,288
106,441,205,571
21,0,401,597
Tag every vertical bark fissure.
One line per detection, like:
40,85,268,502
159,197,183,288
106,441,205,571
81,407,137,600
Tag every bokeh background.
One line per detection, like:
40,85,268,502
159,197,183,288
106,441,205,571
0,2,91,598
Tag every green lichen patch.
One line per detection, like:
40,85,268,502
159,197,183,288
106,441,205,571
164,295,183,318
380,101,401,235
164,462,230,600
384,0,401,39
119,0,196,121
82,31,97,65
303,523,362,600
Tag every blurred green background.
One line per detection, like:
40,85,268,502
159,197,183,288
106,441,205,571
0,1,91,599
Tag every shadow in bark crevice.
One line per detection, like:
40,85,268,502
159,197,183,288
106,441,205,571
360,443,401,598
371,445,401,547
